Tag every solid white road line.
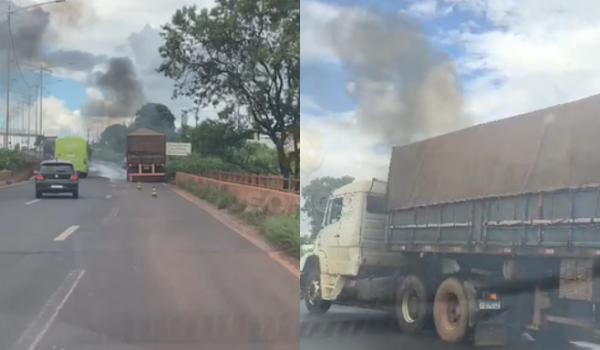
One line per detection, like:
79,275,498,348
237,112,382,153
105,194,112,199
54,225,80,241
24,199,40,205
11,269,85,350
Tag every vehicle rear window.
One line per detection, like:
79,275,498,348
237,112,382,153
40,164,74,174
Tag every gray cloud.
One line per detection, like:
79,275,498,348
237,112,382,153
45,49,107,71
322,9,471,147
0,0,191,123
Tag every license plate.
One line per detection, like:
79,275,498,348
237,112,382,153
51,185,63,189
478,300,501,310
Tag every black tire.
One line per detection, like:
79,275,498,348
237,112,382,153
396,275,431,335
304,265,331,315
72,190,79,199
35,191,42,199
433,277,469,343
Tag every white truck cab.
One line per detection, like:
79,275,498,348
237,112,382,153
301,179,405,313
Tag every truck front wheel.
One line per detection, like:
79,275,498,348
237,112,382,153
433,277,469,343
396,274,431,335
304,268,331,316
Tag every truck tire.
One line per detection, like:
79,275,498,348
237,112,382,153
304,267,331,316
396,274,431,335
433,277,469,343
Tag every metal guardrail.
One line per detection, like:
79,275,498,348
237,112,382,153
209,172,300,194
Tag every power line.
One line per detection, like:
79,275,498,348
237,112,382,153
6,21,30,88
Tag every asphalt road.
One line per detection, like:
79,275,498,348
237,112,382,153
299,301,600,350
0,168,298,349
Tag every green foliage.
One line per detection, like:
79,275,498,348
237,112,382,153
166,118,281,178
0,149,26,171
166,154,235,180
157,0,299,177
92,148,124,164
98,124,129,154
301,176,355,239
178,180,299,259
130,103,177,133
261,212,300,259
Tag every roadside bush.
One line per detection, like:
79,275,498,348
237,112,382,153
166,154,237,181
0,149,26,171
178,180,299,259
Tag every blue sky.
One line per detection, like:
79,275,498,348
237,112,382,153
0,68,84,129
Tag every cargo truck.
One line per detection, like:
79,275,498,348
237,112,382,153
300,95,600,346
126,128,166,182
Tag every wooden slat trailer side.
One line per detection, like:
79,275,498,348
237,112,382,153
385,93,600,345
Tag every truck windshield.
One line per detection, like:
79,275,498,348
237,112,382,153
366,195,386,214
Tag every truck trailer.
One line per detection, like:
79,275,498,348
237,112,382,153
300,94,600,346
126,128,166,182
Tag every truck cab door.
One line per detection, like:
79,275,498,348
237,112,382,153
318,196,344,274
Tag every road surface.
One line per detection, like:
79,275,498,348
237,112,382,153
0,165,298,349
300,301,600,350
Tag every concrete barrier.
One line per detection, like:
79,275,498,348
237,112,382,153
0,162,39,185
175,172,300,215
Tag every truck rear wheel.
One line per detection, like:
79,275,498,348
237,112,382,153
396,274,430,335
433,277,469,343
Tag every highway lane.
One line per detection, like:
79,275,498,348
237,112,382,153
300,302,555,350
0,177,298,349
300,297,600,350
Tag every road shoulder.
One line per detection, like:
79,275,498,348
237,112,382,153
167,183,301,279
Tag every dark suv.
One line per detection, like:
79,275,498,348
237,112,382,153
35,160,79,198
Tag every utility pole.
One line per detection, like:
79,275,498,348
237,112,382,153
27,94,32,147
37,66,51,136
4,4,11,149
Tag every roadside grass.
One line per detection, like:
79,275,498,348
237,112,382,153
179,180,300,260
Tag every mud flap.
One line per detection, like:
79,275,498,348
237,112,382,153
474,322,508,346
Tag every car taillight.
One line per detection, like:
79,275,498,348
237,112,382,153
35,174,43,180
70,174,78,180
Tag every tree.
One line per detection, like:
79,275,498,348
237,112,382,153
301,176,355,239
99,124,129,153
157,0,299,178
131,103,176,133
189,119,279,174
192,119,251,157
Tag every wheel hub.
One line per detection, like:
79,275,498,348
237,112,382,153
401,289,420,323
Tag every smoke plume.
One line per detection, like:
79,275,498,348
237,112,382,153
323,9,470,147
0,0,97,69
81,57,147,118
0,0,146,119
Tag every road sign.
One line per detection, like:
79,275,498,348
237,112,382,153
166,142,192,156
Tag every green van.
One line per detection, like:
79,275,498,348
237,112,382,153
54,136,89,178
